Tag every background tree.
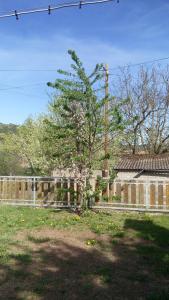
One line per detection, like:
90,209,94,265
4,118,50,175
0,123,24,175
140,67,169,154
113,66,169,154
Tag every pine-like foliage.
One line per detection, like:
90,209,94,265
46,50,106,173
45,50,125,206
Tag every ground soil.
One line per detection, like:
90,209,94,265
0,227,168,300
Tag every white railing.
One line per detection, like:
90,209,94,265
92,178,169,212
0,176,169,212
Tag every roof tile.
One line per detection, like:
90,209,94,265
115,154,169,171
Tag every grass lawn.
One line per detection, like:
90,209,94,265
0,206,168,299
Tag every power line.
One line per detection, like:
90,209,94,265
108,56,169,75
0,87,44,98
0,0,115,20
0,82,46,91
0,82,49,98
0,89,42,98
0,69,58,72
0,55,169,73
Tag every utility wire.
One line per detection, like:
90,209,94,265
0,85,43,98
0,82,48,98
0,82,46,91
0,0,115,20
0,69,58,72
108,56,169,74
0,55,169,73
0,55,169,93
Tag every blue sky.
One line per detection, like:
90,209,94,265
0,0,169,124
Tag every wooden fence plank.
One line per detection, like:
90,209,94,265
123,184,128,204
1,177,169,211
63,180,68,204
158,184,163,207
70,179,75,205
131,184,136,204
95,179,100,202
116,183,121,198
166,184,169,208
150,184,155,208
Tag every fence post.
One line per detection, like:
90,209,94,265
155,181,158,208
128,182,131,205
67,178,70,207
33,177,36,206
74,179,77,208
145,183,150,209
163,182,166,210
136,181,139,206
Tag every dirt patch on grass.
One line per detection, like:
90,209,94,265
0,227,168,300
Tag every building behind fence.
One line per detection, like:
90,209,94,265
0,176,169,212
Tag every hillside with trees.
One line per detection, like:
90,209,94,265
0,123,18,134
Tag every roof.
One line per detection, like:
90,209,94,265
114,154,169,171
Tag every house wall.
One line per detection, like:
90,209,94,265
52,168,102,178
139,173,169,181
52,168,169,181
116,171,138,180
116,171,169,181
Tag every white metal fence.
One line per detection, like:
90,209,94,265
92,179,169,212
0,176,169,212
0,176,79,207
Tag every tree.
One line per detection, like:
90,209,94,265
0,123,23,175
0,150,24,175
140,67,169,154
45,50,124,206
4,118,50,175
114,66,169,154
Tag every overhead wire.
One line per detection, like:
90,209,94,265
0,88,44,99
0,0,116,20
0,55,169,95
0,69,58,72
0,82,46,91
0,82,49,98
108,56,169,75
0,55,169,73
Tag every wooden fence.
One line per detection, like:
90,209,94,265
0,176,169,212
92,179,169,211
0,176,79,207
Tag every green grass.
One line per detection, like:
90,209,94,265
0,206,168,299
147,290,169,300
27,235,51,244
94,267,113,284
0,206,169,272
11,253,32,264
0,206,168,237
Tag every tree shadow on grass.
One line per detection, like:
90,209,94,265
124,218,169,247
124,218,169,299
0,219,169,299
0,240,119,300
